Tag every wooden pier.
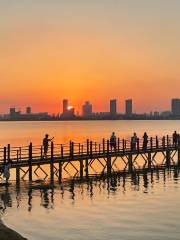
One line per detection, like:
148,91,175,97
0,135,180,184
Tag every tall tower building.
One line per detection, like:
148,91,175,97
63,99,68,114
125,99,133,116
171,99,180,116
82,101,92,117
26,107,31,114
110,99,117,116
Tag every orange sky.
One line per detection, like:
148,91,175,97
0,1,180,114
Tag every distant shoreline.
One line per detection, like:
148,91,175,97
0,118,180,122
0,219,27,240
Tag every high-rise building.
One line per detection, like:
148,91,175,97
82,101,93,117
26,107,31,114
10,107,16,116
110,99,117,116
63,99,68,114
9,107,21,120
125,99,133,116
171,98,180,116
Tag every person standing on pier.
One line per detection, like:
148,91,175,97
131,133,137,151
110,132,116,151
173,131,178,147
43,134,54,158
143,132,148,150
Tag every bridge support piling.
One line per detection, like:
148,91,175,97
80,160,84,179
29,143,32,181
166,150,170,168
178,148,180,166
58,161,62,183
107,157,112,175
148,152,151,170
128,154,133,172
85,159,89,178
16,150,20,185
50,142,54,184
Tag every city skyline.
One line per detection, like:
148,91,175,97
1,1,180,114
1,97,179,117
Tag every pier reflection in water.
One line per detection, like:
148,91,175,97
0,168,180,240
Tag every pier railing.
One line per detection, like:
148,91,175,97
0,135,178,165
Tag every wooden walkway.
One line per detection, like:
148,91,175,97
0,135,180,184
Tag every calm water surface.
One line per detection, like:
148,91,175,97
0,121,180,239
1,170,180,240
0,120,180,146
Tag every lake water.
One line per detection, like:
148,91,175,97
0,120,180,239
0,120,180,146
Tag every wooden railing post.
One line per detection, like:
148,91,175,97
150,137,153,151
103,138,105,153
90,141,93,159
87,139,89,155
123,139,125,153
7,144,10,162
29,143,32,181
41,146,43,159
162,136,165,149
107,140,110,155
59,144,63,183
106,140,111,175
69,141,72,158
85,139,89,177
50,141,54,184
156,136,159,148
3,147,6,165
71,142,74,159
78,143,81,155
118,138,120,152
178,147,180,166
61,144,64,158
16,150,20,184
137,138,140,152
167,135,169,147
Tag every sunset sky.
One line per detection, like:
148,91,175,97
0,0,180,114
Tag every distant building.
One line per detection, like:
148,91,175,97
82,101,92,117
61,99,75,119
125,99,133,116
110,99,117,116
161,111,171,117
26,107,31,114
10,107,16,116
171,98,180,116
63,99,68,114
9,107,21,120
154,111,159,117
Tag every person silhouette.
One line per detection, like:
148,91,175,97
110,132,116,151
43,134,54,158
172,131,178,147
143,132,148,150
131,133,137,151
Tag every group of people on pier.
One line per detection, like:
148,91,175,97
110,130,180,152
